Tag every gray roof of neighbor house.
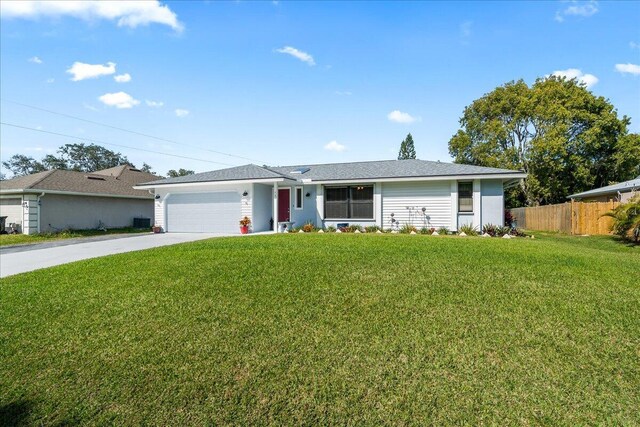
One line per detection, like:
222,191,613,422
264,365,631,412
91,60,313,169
0,165,161,198
138,159,524,186
568,176,640,199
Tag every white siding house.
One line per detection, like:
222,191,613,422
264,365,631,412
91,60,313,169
136,160,525,234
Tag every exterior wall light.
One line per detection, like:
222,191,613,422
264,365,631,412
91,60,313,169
305,192,311,198
242,191,248,197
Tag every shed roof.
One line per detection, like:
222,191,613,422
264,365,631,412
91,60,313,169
568,177,640,199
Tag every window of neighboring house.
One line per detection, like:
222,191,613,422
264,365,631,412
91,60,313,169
324,185,374,219
295,187,303,210
458,182,473,213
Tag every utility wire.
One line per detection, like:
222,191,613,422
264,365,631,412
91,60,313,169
0,122,237,167
1,98,265,164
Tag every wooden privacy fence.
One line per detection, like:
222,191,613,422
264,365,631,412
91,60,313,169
510,200,620,235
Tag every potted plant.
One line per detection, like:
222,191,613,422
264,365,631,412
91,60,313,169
239,216,251,234
152,224,162,233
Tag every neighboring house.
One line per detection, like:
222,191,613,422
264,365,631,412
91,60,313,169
0,165,159,234
134,159,526,234
568,176,640,203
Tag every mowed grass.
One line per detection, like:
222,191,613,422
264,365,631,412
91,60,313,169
1,234,638,425
0,227,150,247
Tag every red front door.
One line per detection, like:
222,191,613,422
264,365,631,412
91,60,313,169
278,189,290,222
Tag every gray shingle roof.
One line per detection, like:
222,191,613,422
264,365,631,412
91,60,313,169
270,159,521,181
140,164,291,186
138,159,524,187
0,166,160,198
568,177,640,199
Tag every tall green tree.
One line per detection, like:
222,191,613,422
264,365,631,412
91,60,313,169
398,133,417,160
57,143,130,172
448,77,640,206
2,155,47,176
1,143,144,177
167,168,195,178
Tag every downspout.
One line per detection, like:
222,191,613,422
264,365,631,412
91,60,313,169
36,192,45,233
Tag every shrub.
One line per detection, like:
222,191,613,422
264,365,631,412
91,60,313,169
325,226,337,233
482,224,498,237
348,225,364,233
602,195,640,243
365,225,381,233
494,226,510,236
504,210,514,228
419,227,432,235
458,224,479,236
302,222,316,233
437,226,450,235
509,227,527,237
399,224,418,234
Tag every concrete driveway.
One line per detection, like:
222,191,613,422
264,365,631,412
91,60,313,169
0,233,229,278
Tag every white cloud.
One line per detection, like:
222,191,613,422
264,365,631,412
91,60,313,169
67,61,116,81
550,68,598,88
0,1,183,32
324,140,346,152
146,100,164,108
555,1,598,22
387,110,420,124
275,46,315,66
615,63,640,75
98,92,140,109
114,73,131,83
175,108,189,117
28,56,42,64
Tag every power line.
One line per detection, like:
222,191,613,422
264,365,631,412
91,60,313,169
0,122,238,167
1,98,265,164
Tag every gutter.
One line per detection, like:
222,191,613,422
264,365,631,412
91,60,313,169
309,173,527,185
0,189,153,200
134,177,293,190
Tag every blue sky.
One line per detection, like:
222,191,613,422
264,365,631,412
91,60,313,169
1,0,639,177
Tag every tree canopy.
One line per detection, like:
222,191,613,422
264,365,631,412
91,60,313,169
448,77,640,206
2,143,133,177
398,133,417,160
167,168,195,178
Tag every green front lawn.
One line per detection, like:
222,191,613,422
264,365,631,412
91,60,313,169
1,234,638,425
0,227,150,247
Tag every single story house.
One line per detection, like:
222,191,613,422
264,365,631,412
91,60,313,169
0,165,159,234
568,176,640,203
134,159,526,234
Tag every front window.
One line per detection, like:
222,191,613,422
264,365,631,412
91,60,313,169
295,187,303,210
458,182,473,212
324,185,374,219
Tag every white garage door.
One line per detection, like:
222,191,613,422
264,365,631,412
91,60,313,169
166,192,241,233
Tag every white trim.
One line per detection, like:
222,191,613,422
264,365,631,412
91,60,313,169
309,173,526,185
134,177,290,190
0,189,152,200
294,186,304,210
